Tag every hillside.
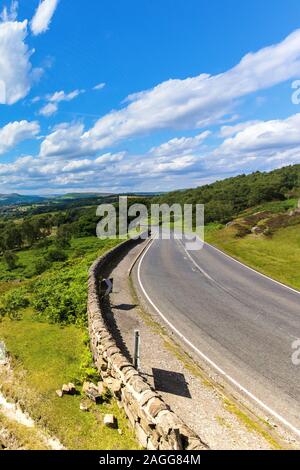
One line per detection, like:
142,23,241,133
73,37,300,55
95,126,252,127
154,164,300,224
205,198,300,290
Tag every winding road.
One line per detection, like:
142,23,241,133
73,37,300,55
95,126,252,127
134,231,300,438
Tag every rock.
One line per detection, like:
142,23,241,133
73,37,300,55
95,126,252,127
104,377,122,395
118,429,123,435
62,384,70,394
103,414,117,428
83,382,102,403
82,381,92,393
251,226,262,234
97,381,107,395
80,402,90,412
135,422,148,448
68,383,76,395
289,208,300,216
61,383,76,395
168,428,183,450
56,390,63,398
144,397,169,419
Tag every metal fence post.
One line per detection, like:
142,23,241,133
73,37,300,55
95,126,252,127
134,330,140,370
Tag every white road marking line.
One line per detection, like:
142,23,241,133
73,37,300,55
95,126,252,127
137,237,300,439
176,239,214,282
179,239,299,342
205,239,300,296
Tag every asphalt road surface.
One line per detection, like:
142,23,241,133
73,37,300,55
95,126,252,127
135,232,300,438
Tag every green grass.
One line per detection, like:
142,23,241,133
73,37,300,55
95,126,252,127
0,309,137,450
205,223,300,290
0,235,138,450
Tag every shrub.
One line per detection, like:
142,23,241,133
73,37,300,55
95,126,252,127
31,263,88,325
0,288,29,320
46,247,67,262
33,258,52,275
3,251,18,270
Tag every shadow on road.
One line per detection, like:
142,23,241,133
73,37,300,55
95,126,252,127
150,368,192,399
112,303,138,311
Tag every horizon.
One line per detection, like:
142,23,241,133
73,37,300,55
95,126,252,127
1,162,300,197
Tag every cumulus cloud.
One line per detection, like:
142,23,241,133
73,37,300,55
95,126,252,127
217,114,300,155
39,89,85,116
31,0,59,36
0,15,32,104
0,126,207,192
219,121,260,138
40,29,300,157
150,131,211,158
0,1,56,105
48,89,84,103
0,120,40,155
4,112,300,193
39,102,58,116
197,113,300,176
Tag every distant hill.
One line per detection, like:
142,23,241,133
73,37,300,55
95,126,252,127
54,192,113,200
0,193,46,206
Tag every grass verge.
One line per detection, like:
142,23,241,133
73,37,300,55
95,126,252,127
205,223,300,290
0,309,137,450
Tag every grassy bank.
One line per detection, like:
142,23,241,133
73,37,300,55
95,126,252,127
0,309,137,450
0,236,138,450
205,223,300,290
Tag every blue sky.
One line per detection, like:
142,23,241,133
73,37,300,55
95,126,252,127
1,0,300,194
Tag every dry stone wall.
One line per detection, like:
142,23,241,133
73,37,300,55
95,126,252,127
87,237,208,450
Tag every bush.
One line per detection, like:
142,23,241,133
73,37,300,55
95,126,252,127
34,238,52,249
31,263,88,325
46,247,68,263
3,251,18,270
33,258,52,275
0,287,29,320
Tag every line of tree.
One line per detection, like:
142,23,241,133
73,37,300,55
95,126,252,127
152,164,300,224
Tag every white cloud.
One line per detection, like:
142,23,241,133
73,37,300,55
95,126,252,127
93,83,106,91
39,102,58,116
0,1,55,105
150,131,211,157
40,123,89,158
217,114,300,155
219,121,259,138
31,0,59,36
0,16,31,104
0,120,40,155
0,1,18,22
41,29,300,157
39,89,85,116
198,113,300,176
95,152,125,164
48,89,84,103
